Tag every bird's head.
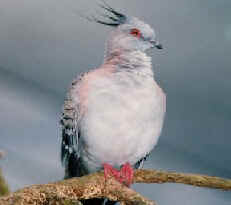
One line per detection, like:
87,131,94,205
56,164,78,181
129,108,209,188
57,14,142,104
90,2,163,54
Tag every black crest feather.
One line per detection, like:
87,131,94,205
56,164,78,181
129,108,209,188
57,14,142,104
87,1,127,27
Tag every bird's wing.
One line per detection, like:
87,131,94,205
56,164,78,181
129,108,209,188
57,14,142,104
60,95,78,162
134,153,150,169
60,74,86,178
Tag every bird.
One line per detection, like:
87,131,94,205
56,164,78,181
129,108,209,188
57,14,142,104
60,2,166,204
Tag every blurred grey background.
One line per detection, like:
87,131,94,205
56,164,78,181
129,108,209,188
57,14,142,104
0,0,231,204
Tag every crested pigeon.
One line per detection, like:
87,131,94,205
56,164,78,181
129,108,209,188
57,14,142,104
60,2,166,204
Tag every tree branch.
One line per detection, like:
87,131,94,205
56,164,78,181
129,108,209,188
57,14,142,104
0,169,230,205
0,172,155,205
134,169,231,190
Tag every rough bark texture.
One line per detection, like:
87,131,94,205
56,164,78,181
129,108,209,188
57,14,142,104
0,169,231,205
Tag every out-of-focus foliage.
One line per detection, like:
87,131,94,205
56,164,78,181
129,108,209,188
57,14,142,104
0,152,10,196
0,169,10,196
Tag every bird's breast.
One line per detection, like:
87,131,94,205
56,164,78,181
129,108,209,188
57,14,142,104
79,71,165,168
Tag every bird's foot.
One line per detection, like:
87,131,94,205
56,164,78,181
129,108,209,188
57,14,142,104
103,162,134,187
120,162,134,186
103,163,120,182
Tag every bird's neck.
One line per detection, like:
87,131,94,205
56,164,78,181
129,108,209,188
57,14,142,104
104,49,154,77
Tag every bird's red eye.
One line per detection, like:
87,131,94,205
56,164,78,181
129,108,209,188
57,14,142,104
130,28,141,38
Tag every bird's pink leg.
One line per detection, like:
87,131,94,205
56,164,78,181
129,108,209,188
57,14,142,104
103,163,120,182
120,162,134,186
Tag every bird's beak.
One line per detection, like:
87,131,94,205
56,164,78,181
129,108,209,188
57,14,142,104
150,40,163,49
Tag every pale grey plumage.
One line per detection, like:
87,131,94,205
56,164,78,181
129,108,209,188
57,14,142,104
60,4,165,204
